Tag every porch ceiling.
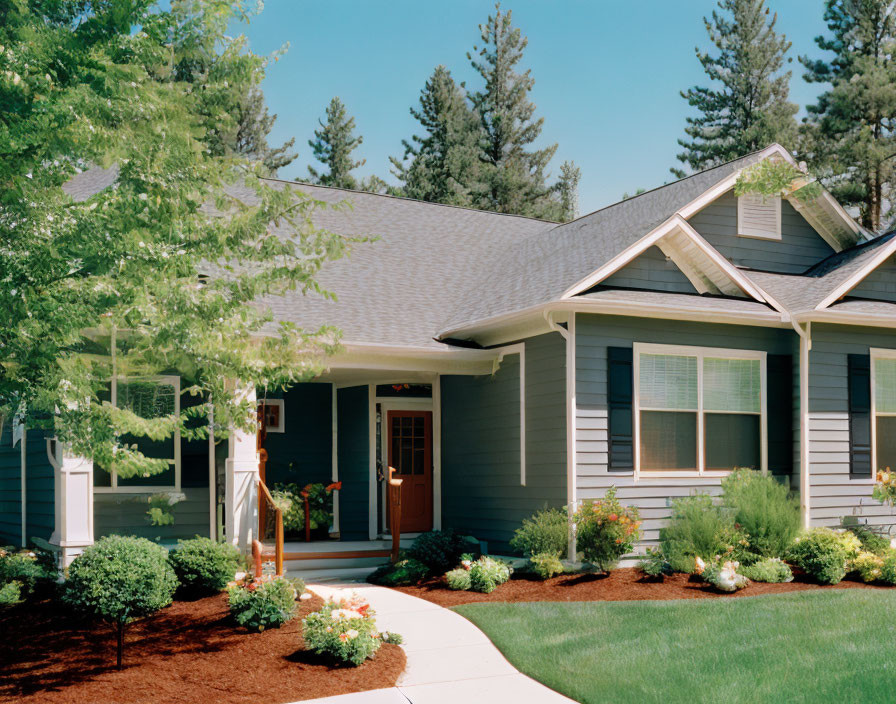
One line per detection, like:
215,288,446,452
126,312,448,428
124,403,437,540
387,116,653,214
316,368,441,385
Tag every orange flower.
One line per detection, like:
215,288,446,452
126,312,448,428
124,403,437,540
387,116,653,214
608,513,618,522
615,538,623,544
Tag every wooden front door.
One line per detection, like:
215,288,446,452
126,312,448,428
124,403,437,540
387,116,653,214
387,410,433,533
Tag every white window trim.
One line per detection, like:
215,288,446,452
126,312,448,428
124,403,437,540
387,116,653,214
633,343,767,479
737,193,782,241
869,348,896,480
94,374,182,494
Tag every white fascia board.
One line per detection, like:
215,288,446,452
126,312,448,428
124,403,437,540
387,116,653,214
330,343,498,375
814,236,896,310
798,308,896,327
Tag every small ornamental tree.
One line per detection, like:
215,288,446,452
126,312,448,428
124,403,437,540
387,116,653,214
63,536,178,669
0,0,348,478
573,487,641,572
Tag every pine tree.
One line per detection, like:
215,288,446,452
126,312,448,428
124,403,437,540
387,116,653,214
673,0,798,176
801,0,896,232
390,65,481,206
467,3,558,218
554,161,581,222
308,97,365,189
234,86,297,174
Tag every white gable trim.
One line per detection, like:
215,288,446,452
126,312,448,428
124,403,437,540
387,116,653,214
815,237,896,310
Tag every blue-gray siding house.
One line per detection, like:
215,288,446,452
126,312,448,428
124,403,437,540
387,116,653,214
8,143,896,564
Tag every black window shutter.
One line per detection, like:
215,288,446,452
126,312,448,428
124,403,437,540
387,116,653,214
607,347,634,471
767,354,793,476
848,353,872,477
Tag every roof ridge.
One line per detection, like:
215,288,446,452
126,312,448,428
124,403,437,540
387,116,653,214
260,176,560,225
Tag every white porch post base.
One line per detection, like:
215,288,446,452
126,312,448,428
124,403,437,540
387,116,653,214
225,386,259,554
47,438,94,571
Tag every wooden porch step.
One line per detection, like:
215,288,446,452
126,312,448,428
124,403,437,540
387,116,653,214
283,549,391,561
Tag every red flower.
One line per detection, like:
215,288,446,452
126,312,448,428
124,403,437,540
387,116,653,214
608,513,618,522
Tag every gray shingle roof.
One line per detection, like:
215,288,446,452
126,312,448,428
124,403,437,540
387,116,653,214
579,289,777,316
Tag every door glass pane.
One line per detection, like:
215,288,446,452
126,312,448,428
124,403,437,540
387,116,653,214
704,358,760,413
876,359,896,413
640,411,697,470
877,416,896,471
639,354,698,410
705,413,760,471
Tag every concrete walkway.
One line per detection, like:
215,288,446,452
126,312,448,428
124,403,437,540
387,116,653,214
297,583,575,704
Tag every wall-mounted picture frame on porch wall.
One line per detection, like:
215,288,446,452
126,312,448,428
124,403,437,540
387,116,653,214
258,399,285,433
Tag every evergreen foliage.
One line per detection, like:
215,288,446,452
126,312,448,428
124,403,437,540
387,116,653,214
800,0,896,231
308,96,365,189
674,0,798,176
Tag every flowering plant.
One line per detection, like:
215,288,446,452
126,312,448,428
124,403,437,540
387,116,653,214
227,574,300,631
873,468,896,506
701,558,749,592
303,589,398,666
573,487,641,572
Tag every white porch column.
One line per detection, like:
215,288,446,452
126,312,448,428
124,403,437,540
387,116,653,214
47,438,94,570
225,385,259,553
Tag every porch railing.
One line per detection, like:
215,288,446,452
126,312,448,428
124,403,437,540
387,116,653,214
257,476,284,577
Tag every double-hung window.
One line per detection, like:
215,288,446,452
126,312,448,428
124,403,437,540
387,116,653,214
871,349,896,474
633,343,767,475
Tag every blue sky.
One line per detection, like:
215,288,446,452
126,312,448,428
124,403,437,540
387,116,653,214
235,0,831,216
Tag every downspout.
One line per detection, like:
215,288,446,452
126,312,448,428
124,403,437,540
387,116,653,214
545,310,577,562
789,316,812,530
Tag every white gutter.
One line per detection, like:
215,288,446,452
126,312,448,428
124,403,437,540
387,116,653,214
545,311,578,562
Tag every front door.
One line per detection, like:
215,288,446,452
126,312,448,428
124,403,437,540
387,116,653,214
387,410,433,533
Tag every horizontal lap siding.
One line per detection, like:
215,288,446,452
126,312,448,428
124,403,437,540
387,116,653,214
808,325,896,528
575,314,795,549
688,192,834,273
442,333,566,553
851,260,896,302
263,383,333,488
602,245,696,293
0,425,21,546
25,430,55,542
94,487,209,542
337,386,369,540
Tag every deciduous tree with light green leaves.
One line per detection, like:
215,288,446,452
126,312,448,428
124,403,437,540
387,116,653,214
800,0,896,232
0,0,347,478
673,0,798,177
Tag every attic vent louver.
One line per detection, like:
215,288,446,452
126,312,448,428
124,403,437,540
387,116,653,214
737,193,781,240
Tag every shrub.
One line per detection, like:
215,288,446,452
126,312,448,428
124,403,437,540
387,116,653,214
638,547,673,579
272,482,338,535
63,535,178,668
470,556,512,593
529,552,565,580
0,548,54,598
0,580,21,606
510,507,568,558
445,567,472,590
848,525,891,555
787,528,851,585
702,559,749,592
227,574,299,631
720,469,800,560
852,551,884,583
366,558,431,587
408,530,468,573
741,557,793,583
660,494,735,573
880,551,896,584
574,487,641,572
302,590,389,666
168,537,242,595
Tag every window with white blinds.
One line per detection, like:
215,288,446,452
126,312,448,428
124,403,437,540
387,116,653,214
871,351,896,474
737,193,782,240
634,344,767,475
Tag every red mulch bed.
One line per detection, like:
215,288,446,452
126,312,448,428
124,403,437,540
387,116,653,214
0,591,405,704
393,567,891,607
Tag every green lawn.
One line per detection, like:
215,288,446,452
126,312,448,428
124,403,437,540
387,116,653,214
454,591,896,704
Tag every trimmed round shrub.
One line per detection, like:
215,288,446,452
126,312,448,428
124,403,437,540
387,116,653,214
880,551,896,584
227,575,299,631
367,558,431,587
0,580,22,606
741,557,793,583
169,537,242,595
469,557,512,593
852,551,884,583
408,530,468,573
574,487,641,572
720,469,800,560
510,508,568,558
302,591,384,666
787,528,851,585
529,552,565,580
0,549,54,599
445,567,472,590
63,535,178,668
